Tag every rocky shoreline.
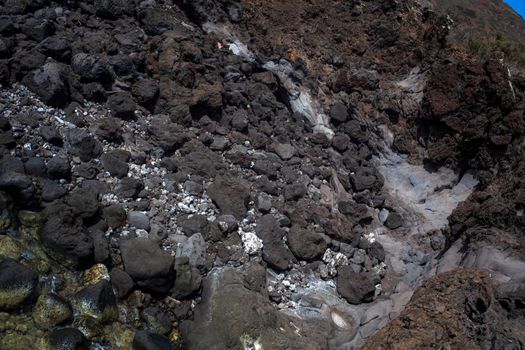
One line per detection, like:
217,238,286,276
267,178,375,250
0,0,524,349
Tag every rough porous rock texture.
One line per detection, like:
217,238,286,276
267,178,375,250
0,0,523,349
363,269,525,349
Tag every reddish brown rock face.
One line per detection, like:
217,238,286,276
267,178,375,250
363,269,525,349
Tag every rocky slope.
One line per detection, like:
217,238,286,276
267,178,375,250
0,0,523,349
430,0,525,44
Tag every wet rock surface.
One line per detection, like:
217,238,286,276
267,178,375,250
0,0,522,348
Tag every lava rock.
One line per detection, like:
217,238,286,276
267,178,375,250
32,293,72,329
24,157,47,177
0,258,38,310
47,156,71,179
284,183,307,201
142,306,173,335
350,173,378,192
262,241,296,271
231,109,249,131
103,204,126,229
95,117,122,142
330,103,349,123
120,238,174,294
137,7,176,35
207,176,250,219
40,328,88,350
100,151,129,178
132,331,173,350
384,212,403,229
216,214,238,233
22,62,69,107
65,129,103,162
37,36,72,62
39,125,63,145
132,78,159,109
273,143,296,160
180,267,319,349
256,192,272,213
336,265,375,304
41,179,67,202
65,187,99,220
127,211,150,231
41,204,93,266
287,227,328,261
21,17,55,42
95,0,135,19
175,233,206,269
368,241,386,262
148,116,188,153
71,280,117,321
108,92,136,119
109,267,134,299
173,256,202,298
117,177,143,198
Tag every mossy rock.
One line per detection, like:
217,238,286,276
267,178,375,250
0,235,21,260
72,315,103,341
0,259,38,310
17,210,46,228
32,293,72,329
104,322,135,349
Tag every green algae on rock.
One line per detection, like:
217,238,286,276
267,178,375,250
0,259,38,310
71,280,118,322
32,293,72,329
0,235,22,260
38,328,89,350
17,210,46,228
0,312,45,350
73,315,104,341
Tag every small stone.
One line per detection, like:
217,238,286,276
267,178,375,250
256,192,272,213
176,233,207,268
101,151,129,178
336,265,375,304
273,143,295,160
39,328,88,350
209,136,229,151
173,257,202,298
83,263,110,286
287,227,328,261
108,92,136,119
231,109,248,131
71,280,118,322
32,293,72,329
330,103,348,123
384,212,403,229
0,236,21,260
103,204,127,229
121,238,174,294
128,211,151,231
109,268,135,299
368,241,386,262
378,209,389,223
217,215,238,233
133,331,174,350
0,258,38,310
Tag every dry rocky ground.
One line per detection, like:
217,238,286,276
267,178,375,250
0,0,524,349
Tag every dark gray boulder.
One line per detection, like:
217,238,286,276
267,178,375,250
207,176,250,220
22,62,69,107
180,266,325,350
120,238,174,294
0,258,38,310
287,227,328,261
336,265,376,304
